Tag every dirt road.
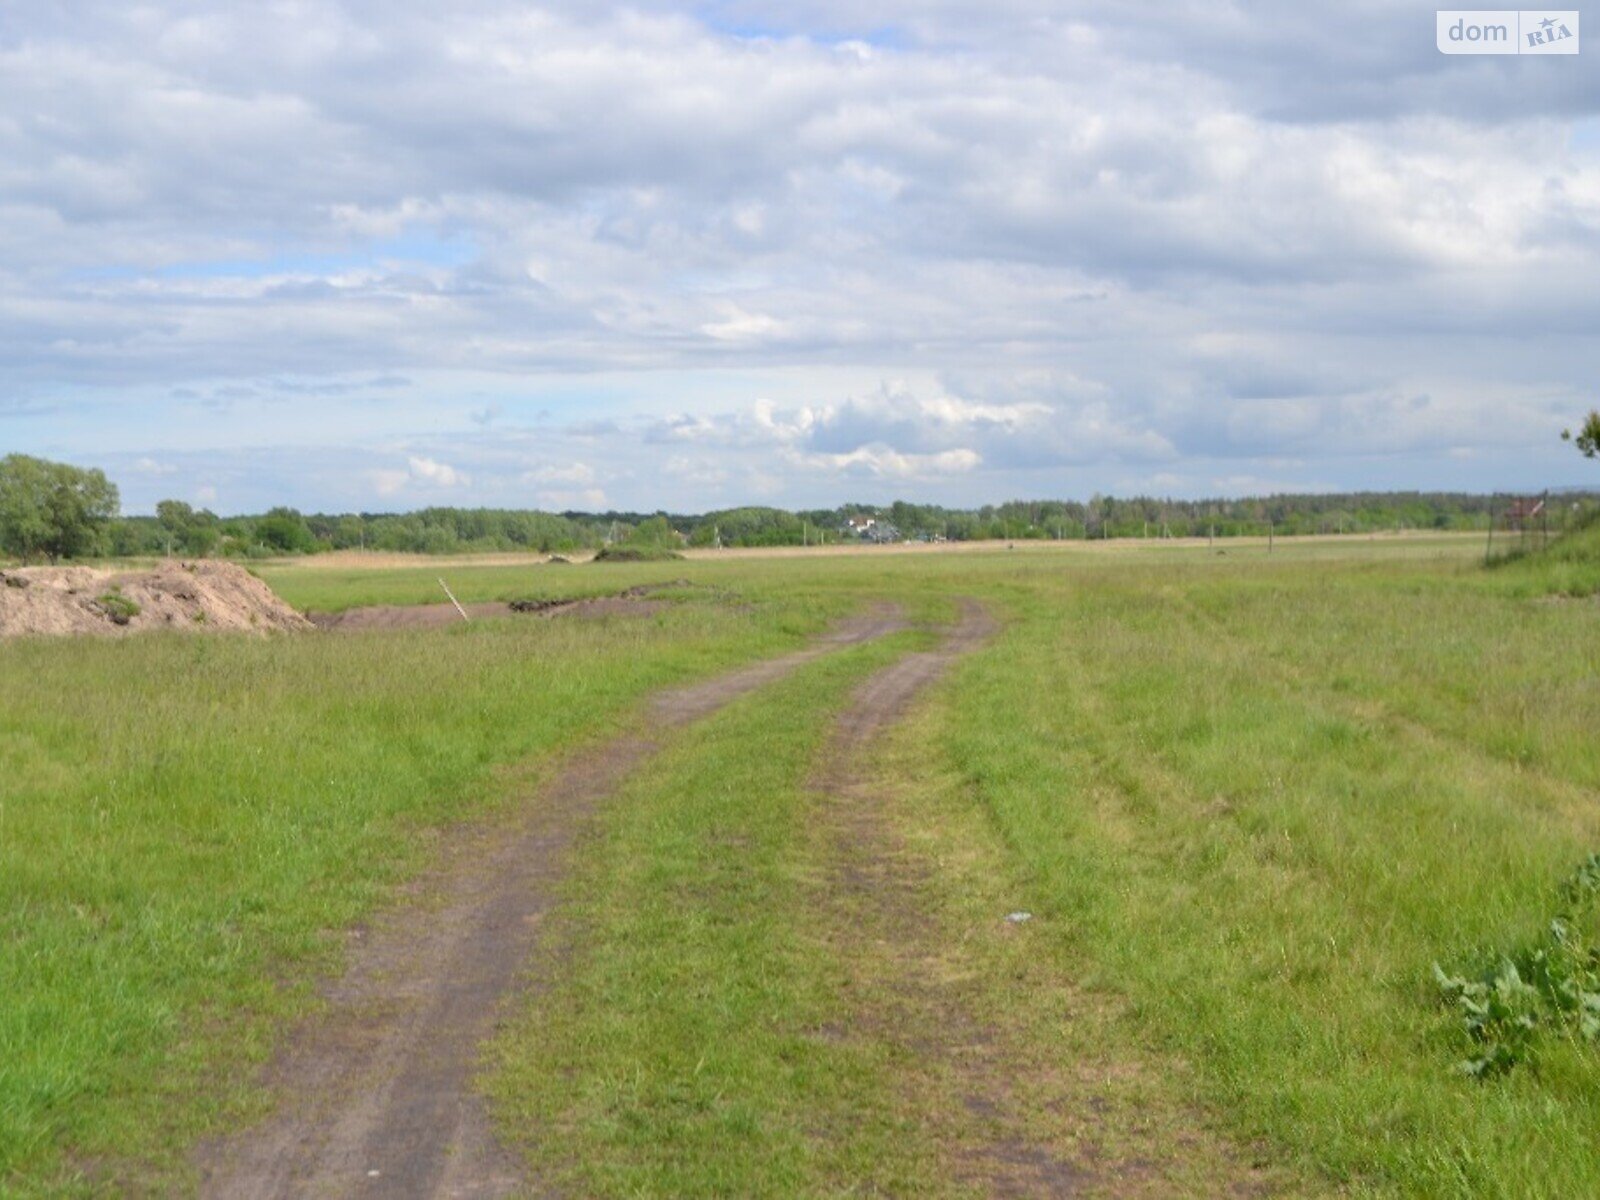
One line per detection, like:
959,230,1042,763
808,602,1286,1197
196,605,907,1199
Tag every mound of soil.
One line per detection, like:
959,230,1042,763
0,561,311,639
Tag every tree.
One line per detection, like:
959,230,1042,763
1563,410,1600,459
255,507,316,554
627,515,677,546
156,499,220,556
0,454,119,562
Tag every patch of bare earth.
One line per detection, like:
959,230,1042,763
192,604,907,1200
306,583,709,630
806,599,1298,1198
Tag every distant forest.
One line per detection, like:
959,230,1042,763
108,491,1600,558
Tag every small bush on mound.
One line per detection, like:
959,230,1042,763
95,588,141,626
593,545,684,563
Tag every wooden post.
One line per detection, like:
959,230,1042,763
438,578,469,622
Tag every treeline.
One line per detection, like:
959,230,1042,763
109,504,621,558
14,449,1591,564
102,491,1600,558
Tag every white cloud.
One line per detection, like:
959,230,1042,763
789,444,982,478
523,461,596,485
537,487,608,509
367,453,469,497
701,307,787,341
368,468,410,497
406,454,467,487
5,1,1598,507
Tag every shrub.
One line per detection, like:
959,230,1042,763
95,588,142,626
593,545,683,563
1435,854,1600,1076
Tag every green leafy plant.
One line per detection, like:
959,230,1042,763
95,587,141,626
1435,856,1600,1077
1562,410,1600,459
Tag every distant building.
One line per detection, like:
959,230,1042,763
1505,496,1545,530
841,514,902,543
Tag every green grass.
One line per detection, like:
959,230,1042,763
485,630,952,1196
1485,508,1600,597
928,555,1600,1196
6,534,1600,1196
0,594,841,1194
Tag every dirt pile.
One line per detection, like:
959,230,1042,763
0,561,311,638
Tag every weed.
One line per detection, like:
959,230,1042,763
1435,856,1600,1077
93,587,140,625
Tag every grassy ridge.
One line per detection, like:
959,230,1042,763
1486,508,1600,598
0,596,839,1194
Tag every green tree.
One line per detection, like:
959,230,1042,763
255,507,316,554
155,499,221,556
0,454,120,562
627,515,677,546
334,515,367,550
1563,410,1600,459
156,499,192,555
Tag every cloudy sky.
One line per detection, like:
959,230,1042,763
3,2,1598,514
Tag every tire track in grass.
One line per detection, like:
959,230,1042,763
806,597,1293,1197
194,604,907,1200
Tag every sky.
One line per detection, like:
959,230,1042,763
2,1,1598,515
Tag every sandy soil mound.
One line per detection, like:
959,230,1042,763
0,560,311,638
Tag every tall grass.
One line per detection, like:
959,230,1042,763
1483,507,1600,597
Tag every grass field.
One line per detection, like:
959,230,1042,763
3,533,1599,1195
